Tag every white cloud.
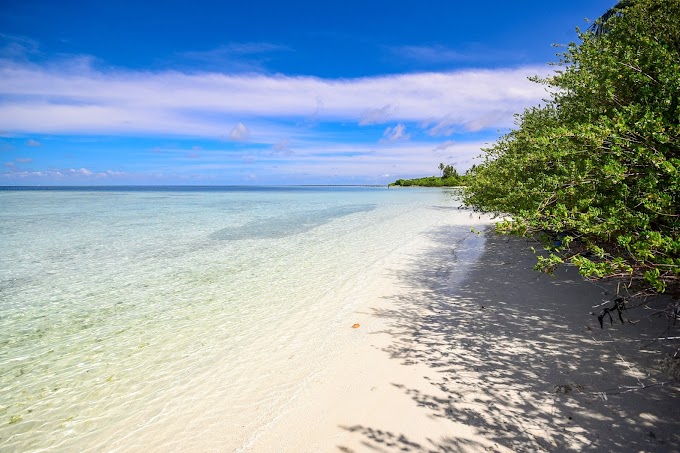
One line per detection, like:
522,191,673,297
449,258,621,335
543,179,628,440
0,57,548,183
464,109,515,132
0,58,548,137
359,105,394,125
229,122,250,141
180,42,288,60
271,139,294,156
0,34,40,60
267,142,470,180
100,170,125,177
425,116,459,137
389,44,522,66
259,140,484,176
1,138,488,184
382,123,410,142
2,167,96,178
432,140,456,152
169,42,292,73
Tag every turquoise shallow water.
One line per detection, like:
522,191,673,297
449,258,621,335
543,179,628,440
0,186,476,452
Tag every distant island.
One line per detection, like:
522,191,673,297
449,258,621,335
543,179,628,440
390,163,465,187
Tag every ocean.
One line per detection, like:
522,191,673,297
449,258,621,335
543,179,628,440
0,186,484,452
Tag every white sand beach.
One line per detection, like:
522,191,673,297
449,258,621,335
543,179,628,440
2,191,677,452
252,228,680,452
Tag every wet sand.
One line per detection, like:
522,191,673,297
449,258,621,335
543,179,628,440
251,227,680,452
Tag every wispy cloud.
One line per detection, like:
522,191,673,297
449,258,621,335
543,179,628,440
0,56,548,183
359,105,394,126
175,42,290,73
0,58,547,138
389,43,529,67
464,109,515,132
229,122,250,141
3,156,33,167
381,123,409,142
0,33,40,60
270,139,294,156
0,167,136,180
246,140,487,181
392,44,467,64
179,43,289,63
2,167,93,178
432,140,456,153
1,138,490,184
425,116,459,137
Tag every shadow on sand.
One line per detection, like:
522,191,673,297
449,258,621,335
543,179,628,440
338,227,679,452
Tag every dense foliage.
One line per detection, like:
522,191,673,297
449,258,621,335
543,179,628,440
464,0,679,295
391,163,464,187
391,175,462,187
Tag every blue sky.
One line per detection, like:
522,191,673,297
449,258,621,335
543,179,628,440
1,0,616,185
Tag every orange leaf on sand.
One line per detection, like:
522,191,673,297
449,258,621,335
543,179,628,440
352,323,360,329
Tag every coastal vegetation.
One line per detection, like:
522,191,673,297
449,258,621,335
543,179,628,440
463,0,679,298
391,163,464,187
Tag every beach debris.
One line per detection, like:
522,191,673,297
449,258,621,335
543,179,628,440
659,353,680,380
352,323,360,329
554,384,572,394
553,382,585,394
597,296,627,328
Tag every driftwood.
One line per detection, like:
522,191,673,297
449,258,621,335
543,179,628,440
598,296,627,328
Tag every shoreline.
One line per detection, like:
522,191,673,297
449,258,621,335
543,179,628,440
251,228,680,452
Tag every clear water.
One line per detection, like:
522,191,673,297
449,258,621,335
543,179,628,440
0,186,479,452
